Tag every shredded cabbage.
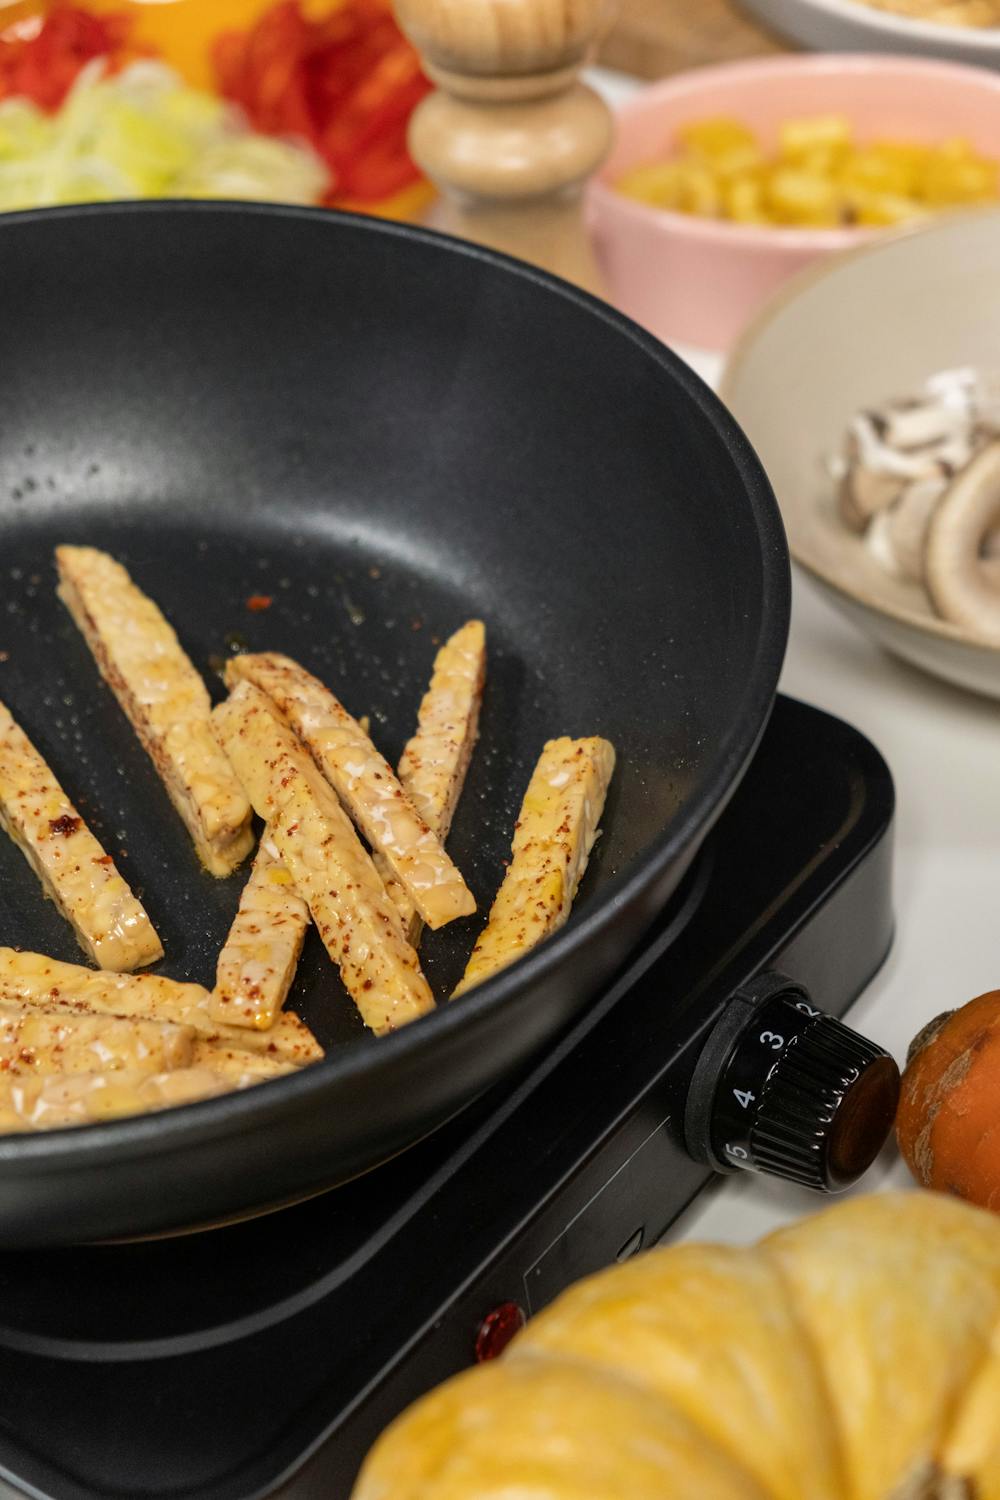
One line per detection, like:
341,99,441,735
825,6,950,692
0,59,330,211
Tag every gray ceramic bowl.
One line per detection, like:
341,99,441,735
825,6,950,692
740,0,1000,69
722,209,1000,699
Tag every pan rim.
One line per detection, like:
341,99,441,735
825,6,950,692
0,200,790,1171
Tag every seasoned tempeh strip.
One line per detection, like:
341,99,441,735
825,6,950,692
190,1038,296,1081
0,1066,267,1133
0,699,163,971
0,1002,194,1076
454,736,615,997
210,842,310,1031
214,682,434,1034
376,620,486,942
55,545,253,877
225,653,475,929
0,948,322,1065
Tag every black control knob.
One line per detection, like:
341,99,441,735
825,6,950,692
684,972,900,1192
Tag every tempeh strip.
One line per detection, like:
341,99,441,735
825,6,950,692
210,842,310,1031
454,736,615,997
225,653,475,929
190,1038,296,1081
55,546,253,877
214,682,434,1034
0,948,322,1065
0,698,162,971
0,1066,266,1133
375,620,485,942
0,1002,194,1076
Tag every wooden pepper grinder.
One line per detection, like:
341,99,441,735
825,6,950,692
393,0,617,295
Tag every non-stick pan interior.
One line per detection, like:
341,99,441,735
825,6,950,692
0,204,783,1049
0,205,786,1241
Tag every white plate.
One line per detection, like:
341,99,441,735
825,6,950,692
739,0,1000,67
721,210,1000,700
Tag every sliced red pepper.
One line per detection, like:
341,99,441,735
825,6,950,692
214,0,431,205
0,6,139,112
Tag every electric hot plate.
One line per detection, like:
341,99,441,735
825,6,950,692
0,695,895,1500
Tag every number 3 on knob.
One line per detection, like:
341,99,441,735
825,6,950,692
760,1031,784,1050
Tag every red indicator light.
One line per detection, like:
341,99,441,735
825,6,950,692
474,1301,526,1362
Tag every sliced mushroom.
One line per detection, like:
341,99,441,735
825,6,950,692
928,366,1000,432
925,440,1000,643
839,463,906,533
878,401,972,452
864,473,948,584
982,526,1000,560
849,412,968,480
838,411,973,533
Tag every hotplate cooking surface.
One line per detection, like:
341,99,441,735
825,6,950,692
0,695,894,1500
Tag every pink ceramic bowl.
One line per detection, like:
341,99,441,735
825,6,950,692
586,54,1000,351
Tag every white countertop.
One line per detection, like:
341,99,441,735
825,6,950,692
667,350,1000,1246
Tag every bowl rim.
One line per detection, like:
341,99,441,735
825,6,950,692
589,51,1000,252
767,0,1000,50
719,202,1000,654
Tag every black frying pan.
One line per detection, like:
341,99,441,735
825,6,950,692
0,202,787,1246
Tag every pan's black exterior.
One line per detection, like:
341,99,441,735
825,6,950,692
0,203,788,1244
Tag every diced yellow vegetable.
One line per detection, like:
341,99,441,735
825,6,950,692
839,146,920,198
711,144,765,181
765,168,843,227
779,114,852,159
848,188,929,227
723,176,764,222
921,144,999,205
614,112,1000,230
795,143,850,178
677,116,757,158
607,160,686,210
675,162,722,216
858,140,927,194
